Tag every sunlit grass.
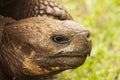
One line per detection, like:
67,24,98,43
56,0,120,80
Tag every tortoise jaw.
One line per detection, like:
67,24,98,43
33,50,88,70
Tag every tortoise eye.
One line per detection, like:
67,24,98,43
52,35,70,44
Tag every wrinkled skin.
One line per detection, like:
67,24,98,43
0,16,92,80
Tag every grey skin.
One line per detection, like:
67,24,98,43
0,0,92,80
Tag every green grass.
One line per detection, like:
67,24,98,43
56,0,120,80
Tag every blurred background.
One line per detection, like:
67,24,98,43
56,0,120,80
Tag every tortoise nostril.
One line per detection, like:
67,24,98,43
52,35,70,44
87,32,91,39
81,31,91,41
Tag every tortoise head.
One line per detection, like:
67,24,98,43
0,16,92,79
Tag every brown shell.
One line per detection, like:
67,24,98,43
0,0,73,20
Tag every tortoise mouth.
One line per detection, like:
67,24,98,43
49,51,90,58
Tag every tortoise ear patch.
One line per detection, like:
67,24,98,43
22,50,46,75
